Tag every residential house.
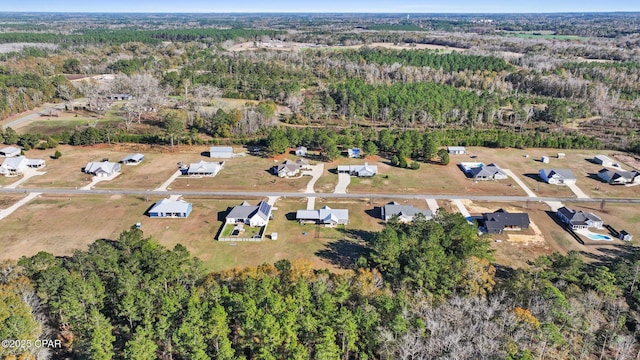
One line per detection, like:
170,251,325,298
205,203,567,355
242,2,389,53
381,201,432,222
447,146,466,155
480,209,530,234
0,156,27,176
296,206,349,226
226,201,272,227
84,161,121,177
460,162,508,181
594,154,614,167
557,206,604,230
120,153,144,165
597,169,640,185
347,148,361,158
148,198,192,218
0,146,21,157
272,159,309,178
337,163,378,177
619,230,633,241
295,146,307,157
186,161,224,176
209,146,234,158
539,169,577,185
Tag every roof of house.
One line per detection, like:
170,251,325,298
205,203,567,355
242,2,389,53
557,206,603,226
540,169,576,180
1,156,28,170
382,201,432,220
227,201,272,222
210,146,233,153
337,163,378,174
470,163,506,178
121,153,144,162
276,159,307,173
348,148,361,156
85,161,120,174
482,209,530,231
187,161,223,173
0,146,20,155
297,206,349,223
149,198,192,214
26,159,45,167
598,169,639,182
447,146,466,151
296,146,307,151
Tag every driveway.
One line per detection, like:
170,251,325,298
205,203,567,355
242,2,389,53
0,192,41,221
304,164,324,210
425,198,440,213
81,172,121,190
452,199,473,224
334,173,351,194
503,169,537,197
155,169,182,191
566,183,590,199
3,168,45,189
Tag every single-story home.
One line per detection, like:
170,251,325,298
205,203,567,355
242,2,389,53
619,230,633,241
0,146,21,157
296,206,349,226
447,146,466,155
226,200,272,227
209,146,234,158
593,154,614,167
120,153,144,165
0,156,27,176
460,162,508,181
107,94,133,101
539,169,577,185
480,209,530,234
272,159,309,178
337,163,378,177
186,161,224,176
148,198,192,218
295,146,307,157
381,201,432,222
347,148,361,158
597,169,640,185
557,206,604,230
84,161,121,177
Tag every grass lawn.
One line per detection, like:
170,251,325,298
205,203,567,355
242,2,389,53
0,193,30,208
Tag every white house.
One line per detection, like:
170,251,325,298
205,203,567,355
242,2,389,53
337,163,378,177
209,146,234,158
296,206,349,226
557,207,603,230
84,161,121,177
460,162,508,181
0,146,21,157
447,146,466,155
120,153,144,165
148,198,192,218
539,169,577,185
0,156,27,176
272,159,309,178
186,161,224,176
381,202,432,222
594,154,614,167
598,169,640,185
347,148,361,158
295,146,307,157
226,201,272,227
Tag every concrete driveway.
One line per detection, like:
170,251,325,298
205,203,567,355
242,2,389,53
567,183,590,199
334,173,351,194
304,164,324,210
503,169,537,197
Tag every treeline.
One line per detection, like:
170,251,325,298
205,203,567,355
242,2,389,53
335,47,513,72
6,212,640,359
0,28,281,46
0,71,70,120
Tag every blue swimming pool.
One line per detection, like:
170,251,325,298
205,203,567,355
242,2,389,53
586,233,613,241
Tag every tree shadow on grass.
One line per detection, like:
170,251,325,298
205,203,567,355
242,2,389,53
544,210,585,245
579,244,639,267
315,239,370,270
338,227,378,243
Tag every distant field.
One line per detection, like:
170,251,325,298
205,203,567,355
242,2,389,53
501,31,588,41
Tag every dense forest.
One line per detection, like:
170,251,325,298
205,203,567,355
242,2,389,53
3,212,640,359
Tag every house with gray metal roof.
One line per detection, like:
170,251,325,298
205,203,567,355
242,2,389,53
0,146,21,157
337,163,378,177
539,169,577,185
597,169,640,185
460,162,507,181
272,159,309,178
148,198,192,218
480,209,530,234
209,146,234,158
381,201,432,222
226,201,272,227
557,206,603,230
186,161,224,176
84,161,121,177
296,206,349,226
120,153,144,165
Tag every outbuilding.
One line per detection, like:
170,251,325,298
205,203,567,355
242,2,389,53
0,146,21,157
447,146,466,155
594,154,614,167
209,146,234,158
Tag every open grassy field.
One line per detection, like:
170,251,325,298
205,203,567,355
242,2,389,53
462,147,640,198
314,154,526,196
0,193,30,208
170,154,312,192
14,106,123,135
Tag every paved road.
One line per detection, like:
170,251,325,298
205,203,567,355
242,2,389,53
2,187,640,204
2,103,66,129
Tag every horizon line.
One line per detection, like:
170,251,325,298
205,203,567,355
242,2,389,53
1,11,640,15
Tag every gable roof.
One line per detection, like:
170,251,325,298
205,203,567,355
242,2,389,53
338,163,378,175
187,161,223,174
121,153,144,163
482,209,530,231
347,148,361,157
1,156,28,170
149,198,191,214
447,146,466,152
210,146,233,154
541,168,576,180
557,206,603,226
297,206,349,224
382,201,432,221
598,169,640,182
227,201,272,221
470,163,506,178
0,146,21,156
85,161,120,174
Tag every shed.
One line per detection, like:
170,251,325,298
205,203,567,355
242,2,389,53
557,153,566,159
270,232,278,240
447,146,466,155
209,146,234,158
594,154,614,167
0,146,21,157
619,230,633,241
347,148,361,158
541,156,550,164
295,146,307,157
120,153,144,165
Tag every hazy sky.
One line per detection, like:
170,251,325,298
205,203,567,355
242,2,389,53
2,0,639,13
